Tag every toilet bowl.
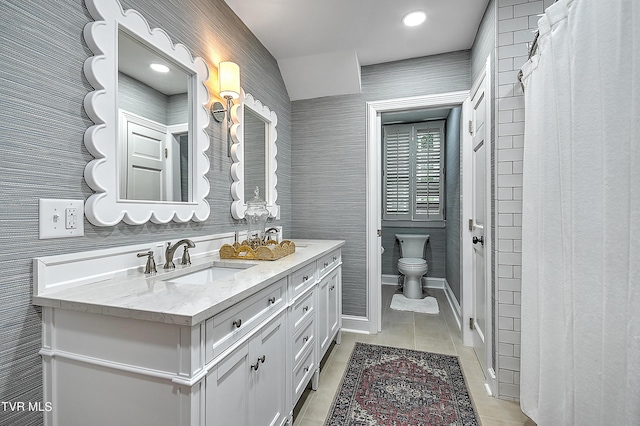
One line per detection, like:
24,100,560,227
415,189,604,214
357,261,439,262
395,234,430,299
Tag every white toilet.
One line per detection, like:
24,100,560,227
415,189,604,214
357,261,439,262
395,234,430,299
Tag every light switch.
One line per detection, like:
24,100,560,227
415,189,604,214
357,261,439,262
39,199,85,239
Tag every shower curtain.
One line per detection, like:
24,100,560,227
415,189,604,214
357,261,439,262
520,0,639,425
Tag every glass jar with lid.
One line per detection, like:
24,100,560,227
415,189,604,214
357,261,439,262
245,187,270,249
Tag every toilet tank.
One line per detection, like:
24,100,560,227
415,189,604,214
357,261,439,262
395,234,430,258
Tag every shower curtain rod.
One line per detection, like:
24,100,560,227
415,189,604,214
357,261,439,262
517,31,539,90
517,0,557,89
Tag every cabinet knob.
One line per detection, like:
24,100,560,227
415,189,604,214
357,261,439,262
303,305,309,312
232,319,242,328
333,256,337,261
304,366,310,373
303,275,309,281
323,262,328,267
268,296,276,305
303,335,309,342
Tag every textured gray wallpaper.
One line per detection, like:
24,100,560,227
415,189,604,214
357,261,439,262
291,51,471,317
119,72,171,124
0,0,290,423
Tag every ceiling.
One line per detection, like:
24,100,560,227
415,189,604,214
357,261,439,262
119,31,190,96
224,0,490,101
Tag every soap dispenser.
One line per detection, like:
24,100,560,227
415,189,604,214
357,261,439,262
245,187,270,250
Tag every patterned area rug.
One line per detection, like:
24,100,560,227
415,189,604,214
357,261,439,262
325,343,479,426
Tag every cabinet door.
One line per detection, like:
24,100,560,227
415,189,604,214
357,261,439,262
319,267,341,359
327,267,340,339
318,275,330,356
206,342,250,426
249,314,286,426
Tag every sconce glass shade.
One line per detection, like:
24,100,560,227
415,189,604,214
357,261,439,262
219,61,240,99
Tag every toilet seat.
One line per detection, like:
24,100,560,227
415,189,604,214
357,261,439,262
398,258,427,267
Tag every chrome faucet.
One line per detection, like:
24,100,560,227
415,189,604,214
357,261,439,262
264,227,280,242
164,239,195,269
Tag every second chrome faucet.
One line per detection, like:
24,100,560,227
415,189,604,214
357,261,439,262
164,239,195,269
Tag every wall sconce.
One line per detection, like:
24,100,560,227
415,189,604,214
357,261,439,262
211,61,240,157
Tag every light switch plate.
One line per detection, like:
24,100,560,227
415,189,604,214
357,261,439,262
39,199,85,239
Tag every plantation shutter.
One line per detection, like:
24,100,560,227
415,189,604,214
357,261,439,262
383,125,411,219
383,121,445,221
414,122,444,220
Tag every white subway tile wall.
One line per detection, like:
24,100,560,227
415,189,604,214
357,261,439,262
494,0,554,401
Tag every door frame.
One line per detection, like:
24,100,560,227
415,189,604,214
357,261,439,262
461,56,496,395
364,90,470,335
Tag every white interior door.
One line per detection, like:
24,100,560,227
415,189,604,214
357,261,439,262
462,56,494,395
126,121,166,201
470,79,488,371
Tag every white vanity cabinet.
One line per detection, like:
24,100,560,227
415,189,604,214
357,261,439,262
33,238,344,426
206,312,287,426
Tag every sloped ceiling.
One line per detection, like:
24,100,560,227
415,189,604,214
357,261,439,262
224,0,490,100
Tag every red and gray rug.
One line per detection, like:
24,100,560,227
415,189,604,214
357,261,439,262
325,343,479,426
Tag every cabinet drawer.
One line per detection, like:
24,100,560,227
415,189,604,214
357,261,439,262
206,278,286,361
290,262,316,299
293,346,316,402
318,249,341,278
291,288,315,330
292,317,315,366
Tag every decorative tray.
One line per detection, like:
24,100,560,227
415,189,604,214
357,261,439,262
219,240,296,261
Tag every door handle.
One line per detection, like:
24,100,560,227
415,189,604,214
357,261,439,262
472,236,484,245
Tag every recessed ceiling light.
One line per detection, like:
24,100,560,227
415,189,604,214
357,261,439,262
402,11,427,27
150,63,170,73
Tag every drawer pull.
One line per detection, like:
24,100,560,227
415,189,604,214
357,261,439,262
268,296,276,304
303,275,309,281
232,319,242,328
323,262,329,267
330,285,335,291
250,355,266,371
333,256,337,261
303,305,309,312
304,365,310,373
303,335,309,342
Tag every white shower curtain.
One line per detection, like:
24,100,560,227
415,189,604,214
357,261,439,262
520,0,639,425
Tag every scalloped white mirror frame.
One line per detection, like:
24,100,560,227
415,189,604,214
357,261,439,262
82,0,211,226
230,89,279,220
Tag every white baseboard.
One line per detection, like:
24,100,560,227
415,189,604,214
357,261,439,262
341,315,373,334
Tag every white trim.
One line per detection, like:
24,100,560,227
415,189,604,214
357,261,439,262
83,0,210,226
366,91,470,336
341,315,372,334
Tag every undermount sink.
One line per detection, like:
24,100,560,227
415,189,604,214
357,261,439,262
165,264,252,285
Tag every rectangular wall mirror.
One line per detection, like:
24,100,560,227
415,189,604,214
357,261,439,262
117,30,191,202
230,90,279,220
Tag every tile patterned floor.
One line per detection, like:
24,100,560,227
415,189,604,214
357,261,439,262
293,286,536,426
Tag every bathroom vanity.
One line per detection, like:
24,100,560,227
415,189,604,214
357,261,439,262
32,236,343,426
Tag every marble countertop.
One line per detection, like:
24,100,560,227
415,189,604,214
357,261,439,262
32,239,344,326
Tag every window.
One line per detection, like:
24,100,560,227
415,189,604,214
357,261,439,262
383,121,445,221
